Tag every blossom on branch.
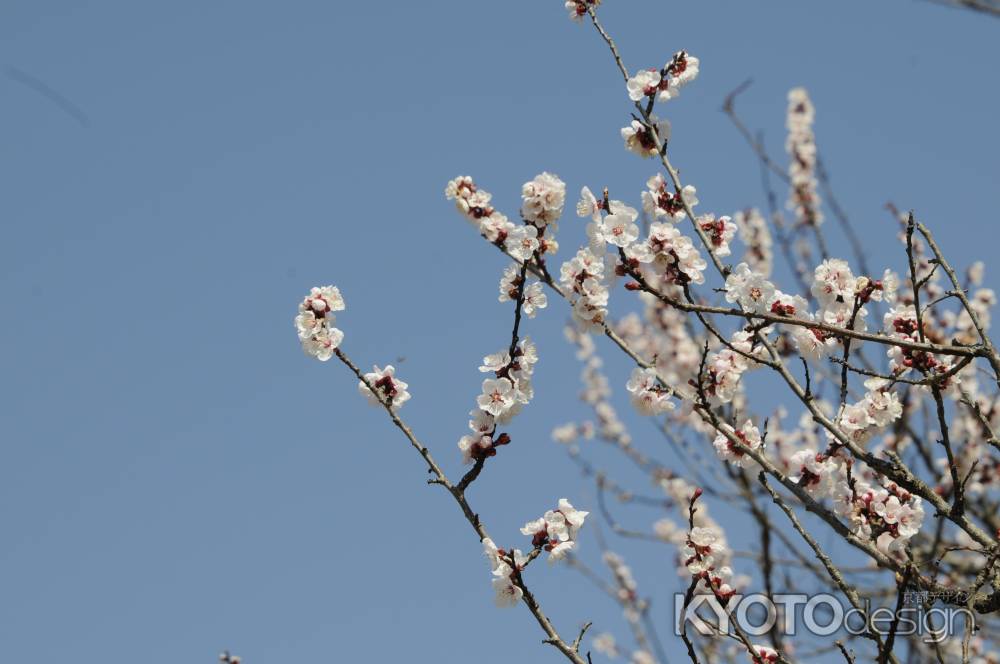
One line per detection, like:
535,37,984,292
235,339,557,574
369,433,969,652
520,498,589,563
295,285,345,361
358,365,411,409
621,116,670,158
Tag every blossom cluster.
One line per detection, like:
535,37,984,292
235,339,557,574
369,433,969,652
482,537,528,607
621,116,671,159
713,419,764,468
358,364,411,410
884,303,961,388
641,174,698,222
721,257,901,362
625,50,700,104
654,480,741,593
295,286,345,361
702,329,764,405
445,174,564,259
833,477,926,555
838,377,904,446
560,245,612,330
520,498,589,563
498,264,547,317
459,338,539,462
786,87,822,228
625,367,674,415
683,524,738,601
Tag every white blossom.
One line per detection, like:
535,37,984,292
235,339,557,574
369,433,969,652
725,262,776,314
713,420,762,467
522,282,548,318
505,224,539,261
626,69,661,102
625,367,674,415
296,286,346,361
477,377,516,418
521,172,566,227
597,204,640,248
358,365,411,409
642,174,698,221
622,116,670,158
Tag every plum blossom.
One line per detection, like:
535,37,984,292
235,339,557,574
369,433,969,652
713,420,763,467
498,264,523,303
698,214,738,257
483,538,528,607
642,174,698,221
458,409,509,464
358,365,411,409
789,449,835,497
296,286,345,361
625,367,674,415
767,290,809,318
597,204,640,248
666,50,699,87
561,247,610,330
466,338,538,436
521,499,589,562
505,224,539,261
790,319,837,360
811,258,855,306
576,186,603,221
478,378,516,417
622,116,670,158
446,175,495,224
521,282,548,318
626,69,661,102
521,172,566,228
642,222,707,285
725,262,776,314
786,87,823,228
683,526,721,575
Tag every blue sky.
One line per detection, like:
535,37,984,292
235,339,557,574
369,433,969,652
2,1,998,662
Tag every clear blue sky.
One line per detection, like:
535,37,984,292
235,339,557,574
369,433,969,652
2,1,997,662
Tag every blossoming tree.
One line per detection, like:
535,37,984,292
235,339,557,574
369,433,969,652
293,3,1000,662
